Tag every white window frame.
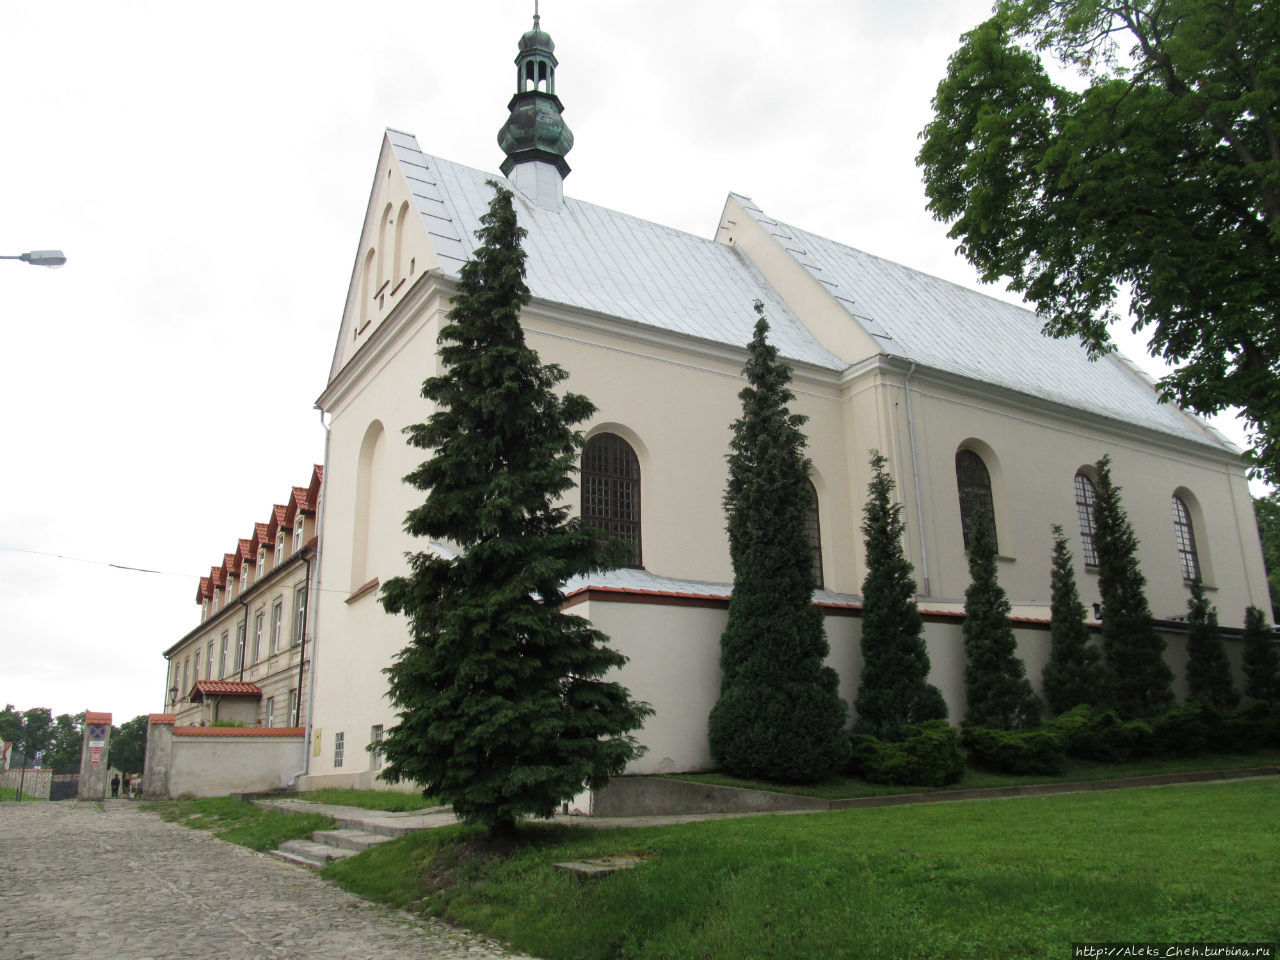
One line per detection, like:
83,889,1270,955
293,585,307,646
288,688,299,726
257,548,265,579
264,697,275,728
218,633,228,679
234,622,246,671
270,600,282,655
240,565,248,591
275,534,284,564
370,725,384,771
333,731,345,768
293,517,304,551
252,612,264,664
206,640,214,679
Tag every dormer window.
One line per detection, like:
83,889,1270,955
275,534,284,564
226,577,234,601
257,548,265,579
294,518,304,551
240,565,248,591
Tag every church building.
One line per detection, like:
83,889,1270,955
296,14,1269,790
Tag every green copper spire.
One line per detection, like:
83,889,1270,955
497,7,573,179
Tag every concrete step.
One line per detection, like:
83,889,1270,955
311,828,393,852
275,838,359,865
269,848,328,870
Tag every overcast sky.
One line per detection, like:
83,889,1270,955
0,0,1257,725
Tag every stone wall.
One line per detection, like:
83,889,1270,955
143,715,305,799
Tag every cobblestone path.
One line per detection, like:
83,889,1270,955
0,800,536,960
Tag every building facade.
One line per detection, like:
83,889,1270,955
162,466,321,731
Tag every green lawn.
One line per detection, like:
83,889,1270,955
294,787,439,812
0,787,46,801
324,779,1280,960
667,748,1280,799
147,796,335,851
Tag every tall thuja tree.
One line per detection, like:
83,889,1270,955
379,182,650,836
1092,456,1174,718
853,451,948,739
1184,579,1239,709
961,505,1041,729
708,303,849,782
1042,524,1105,715
1241,606,1280,705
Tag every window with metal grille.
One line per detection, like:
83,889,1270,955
1172,495,1200,581
333,731,344,768
956,449,997,552
805,480,823,589
1074,472,1098,566
582,433,642,567
370,725,383,771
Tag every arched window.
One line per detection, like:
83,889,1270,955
1171,494,1200,581
956,448,997,552
1074,472,1098,566
582,433,642,567
805,480,823,589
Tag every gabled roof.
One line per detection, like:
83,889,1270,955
364,130,1227,452
254,522,271,548
381,131,844,371
196,576,210,604
730,195,1227,449
189,680,262,702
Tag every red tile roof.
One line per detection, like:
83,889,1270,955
189,680,263,702
254,522,271,547
149,714,176,725
83,711,112,724
273,504,288,525
173,725,304,738
223,553,239,576
238,538,254,561
196,576,210,603
290,486,309,511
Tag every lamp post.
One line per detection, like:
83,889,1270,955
1,250,66,268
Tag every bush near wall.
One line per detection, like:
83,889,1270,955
961,725,1067,776
849,721,965,787
960,701,1280,775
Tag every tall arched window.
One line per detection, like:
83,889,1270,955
805,480,824,589
582,433,642,567
1074,472,1099,566
956,448,997,552
1171,494,1201,581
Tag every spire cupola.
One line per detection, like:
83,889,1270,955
497,5,573,207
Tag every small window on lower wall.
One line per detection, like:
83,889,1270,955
370,725,383,771
333,731,344,768
264,697,275,728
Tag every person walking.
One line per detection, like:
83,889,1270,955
122,774,131,798
110,773,120,798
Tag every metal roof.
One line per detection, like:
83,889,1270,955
387,130,845,370
731,195,1229,449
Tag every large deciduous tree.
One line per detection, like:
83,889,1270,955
1092,457,1174,718
708,304,850,782
961,506,1042,730
1042,524,1106,715
919,0,1280,482
110,715,149,776
379,182,650,836
853,451,948,740
1254,493,1280,618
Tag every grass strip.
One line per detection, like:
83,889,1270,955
666,748,1280,799
325,779,1280,960
0,787,46,801
293,787,439,811
147,796,335,851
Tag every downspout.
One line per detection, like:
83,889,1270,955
289,408,331,787
904,362,931,597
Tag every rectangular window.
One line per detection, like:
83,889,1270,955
369,725,384,771
264,697,275,728
293,585,307,646
257,548,265,579
240,566,248,590
252,612,264,664
270,600,283,655
206,640,214,679
294,518,305,551
234,622,246,671
288,688,299,726
333,731,345,768
181,658,189,698
192,654,199,685
275,535,284,564
218,633,228,679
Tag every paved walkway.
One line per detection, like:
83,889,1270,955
0,800,536,960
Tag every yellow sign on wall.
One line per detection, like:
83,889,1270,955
312,729,322,758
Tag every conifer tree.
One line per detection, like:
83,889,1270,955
961,505,1041,729
1093,456,1175,718
707,303,850,782
1241,606,1280,705
853,451,948,740
1184,578,1239,709
379,182,650,836
1042,524,1105,715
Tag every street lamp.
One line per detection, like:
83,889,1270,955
1,250,66,268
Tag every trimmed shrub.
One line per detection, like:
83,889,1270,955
1221,701,1276,752
849,721,965,787
961,725,1067,776
1046,705,1150,764
1148,702,1213,756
